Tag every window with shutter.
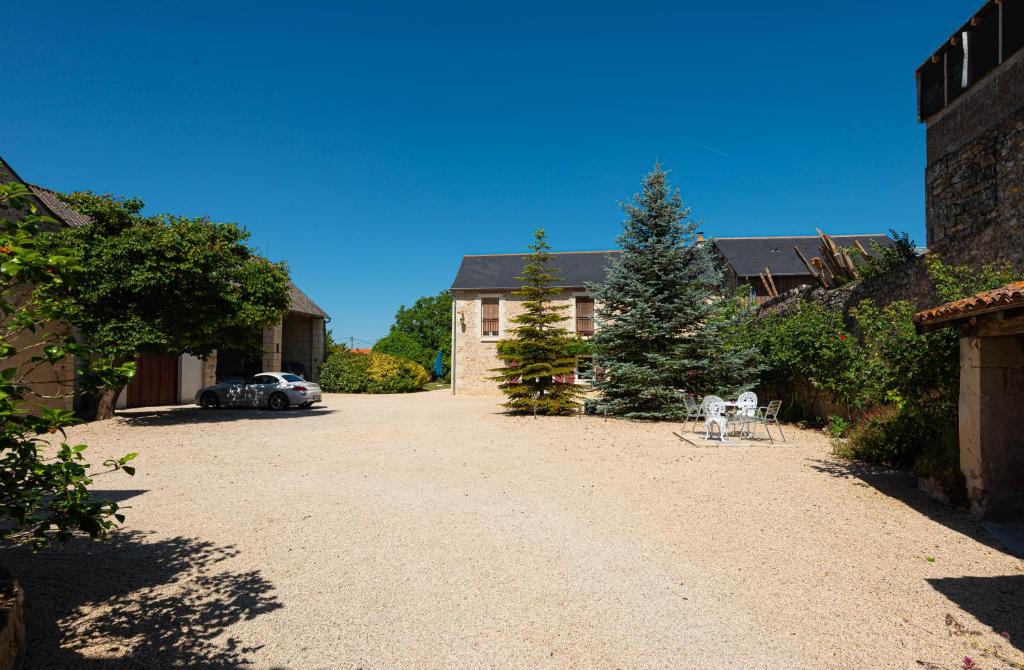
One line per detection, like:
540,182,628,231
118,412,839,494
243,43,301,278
575,296,595,336
481,298,500,337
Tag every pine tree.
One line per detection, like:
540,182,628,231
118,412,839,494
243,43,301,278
492,229,585,416
591,164,754,419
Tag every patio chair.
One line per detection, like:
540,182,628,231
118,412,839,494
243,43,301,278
704,398,730,443
683,394,705,431
732,391,758,437
751,400,784,444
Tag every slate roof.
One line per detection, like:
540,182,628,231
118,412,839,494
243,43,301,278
712,235,894,277
914,281,1024,330
288,280,328,318
27,184,93,227
451,251,621,290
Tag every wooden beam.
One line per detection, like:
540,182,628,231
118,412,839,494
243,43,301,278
794,246,826,288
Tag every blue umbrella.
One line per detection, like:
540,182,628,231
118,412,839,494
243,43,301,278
433,350,444,378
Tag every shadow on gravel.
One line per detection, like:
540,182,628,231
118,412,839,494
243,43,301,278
0,524,281,669
114,406,336,427
928,575,1024,652
804,458,1009,553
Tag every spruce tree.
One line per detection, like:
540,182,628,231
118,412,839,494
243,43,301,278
591,164,754,419
492,229,585,416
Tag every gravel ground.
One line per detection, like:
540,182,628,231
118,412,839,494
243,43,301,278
4,391,1023,669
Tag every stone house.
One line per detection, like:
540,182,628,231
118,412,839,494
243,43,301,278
1,154,329,411
449,251,618,395
917,0,1024,268
712,234,894,304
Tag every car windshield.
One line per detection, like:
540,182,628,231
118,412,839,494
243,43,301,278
281,374,305,382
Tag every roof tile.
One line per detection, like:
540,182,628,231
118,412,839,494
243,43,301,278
914,281,1024,327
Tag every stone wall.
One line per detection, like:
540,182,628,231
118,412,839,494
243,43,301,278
758,254,938,320
452,289,588,395
925,47,1024,269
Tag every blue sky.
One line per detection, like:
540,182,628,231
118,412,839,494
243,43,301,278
4,1,971,343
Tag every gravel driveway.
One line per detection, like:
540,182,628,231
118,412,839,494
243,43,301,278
4,391,1023,669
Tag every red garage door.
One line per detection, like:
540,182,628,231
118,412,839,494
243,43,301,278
126,354,179,407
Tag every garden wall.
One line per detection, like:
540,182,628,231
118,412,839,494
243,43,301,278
758,255,937,320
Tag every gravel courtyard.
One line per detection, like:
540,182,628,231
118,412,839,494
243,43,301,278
5,391,1023,669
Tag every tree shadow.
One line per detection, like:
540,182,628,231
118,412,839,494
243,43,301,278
113,406,336,427
928,575,1024,653
804,457,1010,553
0,528,282,669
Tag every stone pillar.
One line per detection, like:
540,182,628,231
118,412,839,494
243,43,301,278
261,320,283,372
201,351,218,386
959,334,1024,519
310,318,324,382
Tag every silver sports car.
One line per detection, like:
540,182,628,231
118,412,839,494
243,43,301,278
196,372,322,410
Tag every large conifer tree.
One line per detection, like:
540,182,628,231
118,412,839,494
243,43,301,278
591,165,753,419
492,229,585,416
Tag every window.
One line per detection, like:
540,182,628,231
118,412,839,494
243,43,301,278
576,357,594,383
281,374,305,382
575,296,595,336
251,375,277,385
481,298,500,337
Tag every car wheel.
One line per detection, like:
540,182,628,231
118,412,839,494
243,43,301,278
200,392,220,409
268,392,289,411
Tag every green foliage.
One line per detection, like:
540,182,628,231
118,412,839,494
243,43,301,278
854,229,917,280
389,290,452,378
745,254,1024,479
39,191,291,414
0,182,135,549
925,254,1022,303
591,165,756,420
319,350,428,393
491,229,585,416
319,350,371,393
372,331,432,370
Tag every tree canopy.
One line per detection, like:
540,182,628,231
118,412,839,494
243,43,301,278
389,290,452,377
491,229,584,415
591,165,754,419
41,191,291,416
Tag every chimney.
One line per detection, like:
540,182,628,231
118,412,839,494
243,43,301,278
696,231,705,243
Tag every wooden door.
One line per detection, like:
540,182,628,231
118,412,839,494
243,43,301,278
126,354,179,407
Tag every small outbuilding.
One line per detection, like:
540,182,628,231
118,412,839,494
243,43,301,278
914,281,1024,519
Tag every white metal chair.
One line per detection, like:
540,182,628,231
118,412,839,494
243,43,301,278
704,398,730,442
683,395,705,431
751,400,785,444
732,391,758,437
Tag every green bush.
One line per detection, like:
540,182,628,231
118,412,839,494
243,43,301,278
319,350,428,394
372,331,432,371
319,350,372,393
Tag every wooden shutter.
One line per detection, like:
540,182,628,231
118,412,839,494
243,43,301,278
481,298,499,336
575,296,595,336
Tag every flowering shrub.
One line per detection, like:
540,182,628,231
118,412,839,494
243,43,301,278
319,350,427,394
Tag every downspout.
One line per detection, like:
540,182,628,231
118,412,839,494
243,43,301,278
451,297,457,396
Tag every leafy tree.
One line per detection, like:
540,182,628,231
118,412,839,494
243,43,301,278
372,331,431,370
591,164,754,419
389,290,452,377
0,182,136,549
41,192,291,419
491,229,584,415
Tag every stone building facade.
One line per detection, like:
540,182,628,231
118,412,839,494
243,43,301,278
920,0,1024,268
450,252,614,395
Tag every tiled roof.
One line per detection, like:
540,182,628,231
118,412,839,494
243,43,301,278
27,184,92,227
452,251,621,290
288,280,328,318
914,281,1024,329
712,234,894,277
